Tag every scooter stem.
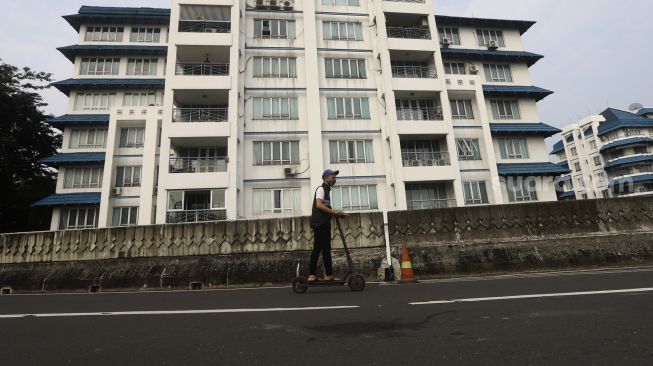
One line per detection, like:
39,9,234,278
335,216,355,270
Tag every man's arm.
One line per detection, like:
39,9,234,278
316,199,347,217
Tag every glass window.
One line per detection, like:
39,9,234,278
506,178,538,202
476,29,505,47
123,93,157,107
593,156,602,166
79,58,120,76
69,128,107,149
450,99,474,119
405,183,450,210
254,19,296,39
84,26,124,42
331,185,378,211
499,138,529,159
63,167,103,189
73,93,116,111
252,97,299,120
252,188,301,215
129,27,161,43
322,0,360,5
127,58,158,76
490,100,520,119
325,58,366,79
115,166,142,187
329,140,374,163
168,191,184,210
483,64,513,82
438,27,461,45
323,21,363,41
59,207,99,230
253,141,300,165
111,207,139,227
326,98,370,119
253,57,297,78
463,181,489,205
456,139,481,160
119,128,145,148
444,62,466,75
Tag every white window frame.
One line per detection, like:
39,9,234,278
329,140,374,164
69,128,107,149
593,156,602,166
73,93,116,111
112,207,139,227
127,58,158,76
79,58,120,76
589,140,598,150
84,26,124,42
456,139,481,160
252,97,299,120
253,141,300,165
123,92,157,107
253,188,301,215
321,0,360,5
476,29,505,47
115,166,142,187
444,62,466,75
59,207,99,230
463,181,489,205
323,21,363,41
327,97,370,119
119,128,145,148
507,178,538,203
325,58,366,79
484,64,513,82
405,183,448,210
450,99,474,119
63,167,103,189
253,57,297,78
331,185,378,211
490,99,521,120
438,27,461,45
166,190,226,211
129,27,161,43
499,138,529,159
254,19,296,39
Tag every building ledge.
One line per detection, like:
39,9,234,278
32,192,101,207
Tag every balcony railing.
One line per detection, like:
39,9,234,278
391,65,437,78
166,209,227,224
172,108,228,123
175,62,229,76
386,26,431,40
401,151,450,167
407,199,457,210
178,20,231,33
396,108,443,121
169,157,228,173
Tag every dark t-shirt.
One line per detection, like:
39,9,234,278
310,183,332,228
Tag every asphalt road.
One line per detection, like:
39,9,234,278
1,266,652,366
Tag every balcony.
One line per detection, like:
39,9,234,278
386,26,430,40
172,108,228,123
401,151,450,167
396,107,443,121
169,156,228,174
166,209,226,224
178,20,231,33
405,182,456,210
175,62,229,76
391,65,437,79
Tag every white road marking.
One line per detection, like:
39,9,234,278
410,287,653,305
0,306,360,319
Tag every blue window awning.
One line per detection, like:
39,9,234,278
63,6,170,32
600,137,653,152
58,45,167,63
440,48,543,67
52,78,165,96
612,173,653,186
435,15,535,35
558,191,576,200
604,155,653,169
482,85,553,102
556,160,569,169
497,162,570,176
32,193,101,207
48,114,110,128
490,123,560,137
550,140,565,154
40,152,106,167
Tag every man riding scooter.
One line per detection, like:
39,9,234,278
308,169,347,282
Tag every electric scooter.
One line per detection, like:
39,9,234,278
291,217,366,294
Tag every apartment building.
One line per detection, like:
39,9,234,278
35,1,566,230
551,107,653,200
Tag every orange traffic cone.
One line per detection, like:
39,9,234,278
398,242,418,284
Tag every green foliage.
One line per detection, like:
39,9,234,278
0,59,61,232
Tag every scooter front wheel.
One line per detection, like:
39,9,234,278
291,276,308,294
348,275,365,292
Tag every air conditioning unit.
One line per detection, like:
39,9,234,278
283,0,294,8
284,167,297,176
268,0,279,7
440,38,452,48
256,0,264,5
468,65,479,74
487,40,499,50
111,187,122,196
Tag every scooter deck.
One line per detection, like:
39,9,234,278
307,280,346,286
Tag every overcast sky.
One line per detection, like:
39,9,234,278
2,0,652,145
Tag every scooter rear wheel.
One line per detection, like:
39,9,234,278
291,276,308,294
348,275,365,292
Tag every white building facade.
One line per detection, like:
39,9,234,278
37,1,566,230
550,107,653,200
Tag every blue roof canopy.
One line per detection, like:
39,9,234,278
40,152,106,167
52,78,165,96
482,85,553,102
490,123,560,137
435,15,535,35
636,108,653,116
550,140,565,154
597,108,653,136
48,114,110,128
600,136,653,152
32,193,101,207
558,191,576,199
440,48,543,67
556,160,569,169
63,6,170,32
604,155,653,169
612,173,653,186
497,162,570,176
58,45,168,63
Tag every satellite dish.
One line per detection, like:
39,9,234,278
629,103,644,112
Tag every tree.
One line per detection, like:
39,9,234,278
0,59,61,233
